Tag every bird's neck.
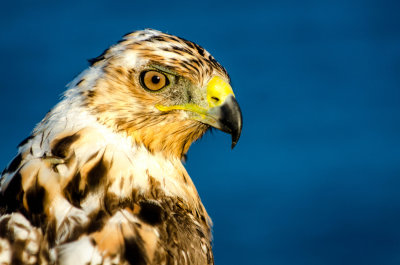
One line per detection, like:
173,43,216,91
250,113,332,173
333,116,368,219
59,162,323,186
31,101,209,222
124,118,208,159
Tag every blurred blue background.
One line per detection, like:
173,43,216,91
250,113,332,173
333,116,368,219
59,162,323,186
1,0,400,264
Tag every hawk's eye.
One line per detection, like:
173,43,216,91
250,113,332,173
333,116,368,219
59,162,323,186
140,70,169,91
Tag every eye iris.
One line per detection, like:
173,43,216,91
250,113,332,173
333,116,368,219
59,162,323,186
141,70,168,91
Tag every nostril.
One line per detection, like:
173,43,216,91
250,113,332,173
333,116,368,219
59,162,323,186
211,96,219,102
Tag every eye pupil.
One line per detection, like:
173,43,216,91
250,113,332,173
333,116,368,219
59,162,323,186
152,75,161,84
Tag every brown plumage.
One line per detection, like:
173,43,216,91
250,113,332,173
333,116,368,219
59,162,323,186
0,29,242,265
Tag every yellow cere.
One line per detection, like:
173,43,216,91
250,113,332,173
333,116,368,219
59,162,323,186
206,76,234,108
155,76,234,115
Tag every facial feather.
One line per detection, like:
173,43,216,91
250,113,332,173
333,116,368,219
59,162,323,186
80,29,229,158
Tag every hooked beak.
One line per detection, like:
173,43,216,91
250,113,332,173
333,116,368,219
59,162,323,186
206,94,242,148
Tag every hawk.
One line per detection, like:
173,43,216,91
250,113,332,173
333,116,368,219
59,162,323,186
0,29,242,265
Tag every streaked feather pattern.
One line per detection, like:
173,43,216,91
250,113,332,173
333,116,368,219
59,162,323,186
0,29,238,264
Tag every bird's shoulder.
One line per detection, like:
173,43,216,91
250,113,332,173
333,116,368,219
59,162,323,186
0,120,213,264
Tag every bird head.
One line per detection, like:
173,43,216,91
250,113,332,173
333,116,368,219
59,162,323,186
81,29,242,158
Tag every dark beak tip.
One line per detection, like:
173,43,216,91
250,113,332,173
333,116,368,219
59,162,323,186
228,96,242,150
231,139,238,149
230,124,242,149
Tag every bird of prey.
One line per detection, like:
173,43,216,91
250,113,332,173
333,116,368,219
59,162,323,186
0,29,242,265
